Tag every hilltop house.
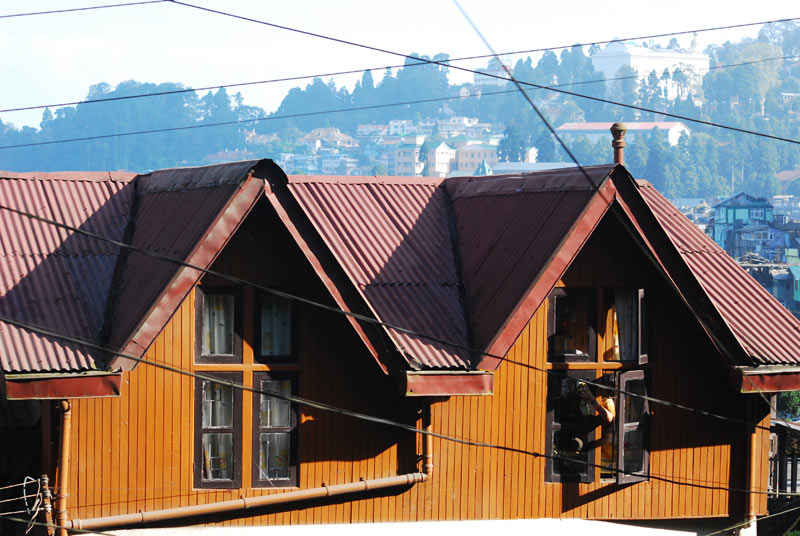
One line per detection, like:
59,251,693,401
556,121,691,147
3,144,800,535
710,192,775,255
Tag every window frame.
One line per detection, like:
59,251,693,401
194,372,243,489
545,370,597,483
252,371,299,488
617,369,650,485
547,287,597,363
195,286,243,364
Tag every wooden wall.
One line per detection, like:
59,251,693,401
64,202,769,526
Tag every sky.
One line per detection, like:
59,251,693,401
1,0,798,129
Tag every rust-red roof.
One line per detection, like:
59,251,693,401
0,171,135,373
446,166,615,355
0,162,275,375
638,181,800,365
286,175,470,369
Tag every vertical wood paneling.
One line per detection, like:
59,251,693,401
63,203,768,528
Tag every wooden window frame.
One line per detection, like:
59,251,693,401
617,369,650,485
254,292,299,364
547,287,597,363
252,371,299,488
545,370,597,483
195,286,243,364
194,372,243,489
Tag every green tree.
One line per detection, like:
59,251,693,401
498,123,526,162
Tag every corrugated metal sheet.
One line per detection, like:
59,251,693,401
287,175,470,369
639,181,800,365
1,161,270,375
447,165,615,352
106,161,268,362
0,172,135,373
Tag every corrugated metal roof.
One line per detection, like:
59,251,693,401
0,161,272,375
287,175,470,369
447,165,615,353
639,181,800,365
0,171,135,373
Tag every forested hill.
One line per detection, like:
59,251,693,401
2,22,800,199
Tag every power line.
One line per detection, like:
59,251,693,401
0,202,772,433
165,1,800,146
451,1,786,420
0,311,783,496
1,38,794,116
0,0,168,19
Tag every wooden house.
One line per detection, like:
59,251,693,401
3,147,800,535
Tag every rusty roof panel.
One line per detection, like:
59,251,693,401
106,161,266,360
287,176,470,369
639,182,800,365
0,172,135,373
448,165,614,352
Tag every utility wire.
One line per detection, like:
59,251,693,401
0,0,168,19
450,0,785,421
0,43,794,115
164,0,800,146
0,202,772,433
706,502,800,536
3,515,118,536
0,311,782,495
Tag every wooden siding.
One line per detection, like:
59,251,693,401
64,203,769,526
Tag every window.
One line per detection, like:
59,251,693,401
195,286,298,489
252,373,298,487
195,373,242,488
545,287,651,485
256,294,294,360
195,287,242,364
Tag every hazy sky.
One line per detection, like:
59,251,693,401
1,0,798,129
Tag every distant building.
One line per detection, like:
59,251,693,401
590,40,709,101
473,57,511,87
455,144,498,173
298,128,358,150
556,121,691,146
710,192,774,254
773,194,800,221
395,142,424,176
426,142,456,178
389,119,415,136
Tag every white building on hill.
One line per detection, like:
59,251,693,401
556,121,691,146
591,40,709,101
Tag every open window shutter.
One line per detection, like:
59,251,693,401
637,289,649,365
617,370,650,485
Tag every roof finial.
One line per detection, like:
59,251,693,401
610,122,628,165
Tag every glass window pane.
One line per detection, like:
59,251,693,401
261,296,292,356
259,432,290,480
614,289,637,361
624,379,647,423
202,432,233,480
623,429,644,473
202,381,233,428
203,294,234,355
550,290,594,361
260,380,291,427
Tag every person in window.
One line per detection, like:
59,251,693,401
559,382,616,462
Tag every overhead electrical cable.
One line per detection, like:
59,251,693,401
0,311,785,495
0,0,168,19
450,0,785,418
0,202,772,433
0,45,795,115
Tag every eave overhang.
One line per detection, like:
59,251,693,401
737,366,800,393
403,370,493,396
3,371,122,400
